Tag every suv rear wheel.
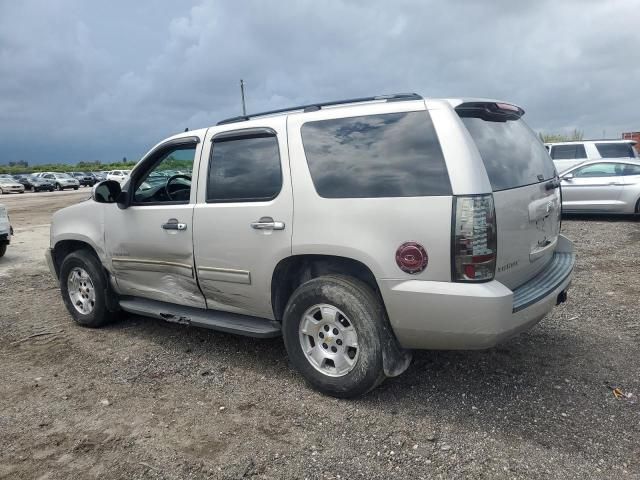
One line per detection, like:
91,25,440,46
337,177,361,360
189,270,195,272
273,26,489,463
59,250,117,328
282,275,386,398
0,244,6,258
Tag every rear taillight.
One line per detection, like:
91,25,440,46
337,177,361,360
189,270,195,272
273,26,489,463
452,194,497,282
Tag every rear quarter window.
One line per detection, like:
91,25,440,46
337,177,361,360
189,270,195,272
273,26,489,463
301,111,451,198
595,143,635,158
460,116,557,191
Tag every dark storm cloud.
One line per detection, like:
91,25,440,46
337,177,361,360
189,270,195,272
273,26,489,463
0,0,638,164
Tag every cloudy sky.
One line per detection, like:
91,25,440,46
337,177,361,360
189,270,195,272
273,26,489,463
1,0,638,165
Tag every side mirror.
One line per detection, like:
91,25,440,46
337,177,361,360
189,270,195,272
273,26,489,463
92,180,121,204
562,173,574,180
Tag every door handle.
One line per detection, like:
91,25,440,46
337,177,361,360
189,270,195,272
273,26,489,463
162,219,187,231
251,217,285,230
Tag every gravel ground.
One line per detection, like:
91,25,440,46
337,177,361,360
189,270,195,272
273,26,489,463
0,192,638,479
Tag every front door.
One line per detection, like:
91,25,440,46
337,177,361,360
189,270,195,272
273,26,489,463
105,135,206,308
561,162,624,212
193,117,293,319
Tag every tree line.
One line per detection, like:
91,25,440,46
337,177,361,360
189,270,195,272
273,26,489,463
0,159,136,175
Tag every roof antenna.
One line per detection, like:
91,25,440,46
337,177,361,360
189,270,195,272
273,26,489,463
240,79,247,116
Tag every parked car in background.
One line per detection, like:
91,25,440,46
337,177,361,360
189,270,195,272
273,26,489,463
14,174,55,192
46,94,575,397
40,173,80,191
0,203,12,258
546,139,638,173
0,177,25,194
106,170,131,183
91,172,107,182
559,159,640,214
68,172,96,187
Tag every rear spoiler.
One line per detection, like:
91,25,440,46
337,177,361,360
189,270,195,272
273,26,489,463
455,101,524,121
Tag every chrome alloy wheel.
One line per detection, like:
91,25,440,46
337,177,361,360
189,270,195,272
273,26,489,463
67,267,96,315
298,304,359,377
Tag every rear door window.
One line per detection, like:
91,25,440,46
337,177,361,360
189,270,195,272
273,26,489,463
459,116,556,191
595,143,635,158
207,133,282,202
622,164,640,176
549,144,587,160
301,111,451,198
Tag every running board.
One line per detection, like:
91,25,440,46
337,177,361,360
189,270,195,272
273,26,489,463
118,297,281,338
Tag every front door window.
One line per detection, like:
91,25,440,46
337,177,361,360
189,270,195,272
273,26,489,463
133,146,196,204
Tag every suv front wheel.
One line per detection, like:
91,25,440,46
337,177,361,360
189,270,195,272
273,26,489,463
282,275,387,398
59,250,117,328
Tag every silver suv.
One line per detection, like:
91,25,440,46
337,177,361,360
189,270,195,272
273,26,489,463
46,94,575,397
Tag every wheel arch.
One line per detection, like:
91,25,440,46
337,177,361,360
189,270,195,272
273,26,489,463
271,254,411,377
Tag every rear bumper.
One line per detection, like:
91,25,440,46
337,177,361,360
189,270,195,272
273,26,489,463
381,235,575,350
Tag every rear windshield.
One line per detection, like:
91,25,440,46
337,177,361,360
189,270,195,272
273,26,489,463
460,116,556,191
595,142,635,158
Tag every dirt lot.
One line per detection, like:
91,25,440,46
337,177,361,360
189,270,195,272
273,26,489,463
0,190,638,479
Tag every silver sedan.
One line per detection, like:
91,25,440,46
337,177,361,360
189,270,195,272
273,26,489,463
560,159,640,214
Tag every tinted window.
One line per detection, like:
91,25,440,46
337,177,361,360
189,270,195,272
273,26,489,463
549,144,587,160
623,164,640,176
207,134,282,202
595,143,634,158
301,111,451,198
460,117,556,190
574,163,620,177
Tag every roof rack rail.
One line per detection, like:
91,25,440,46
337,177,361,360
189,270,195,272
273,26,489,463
216,93,423,126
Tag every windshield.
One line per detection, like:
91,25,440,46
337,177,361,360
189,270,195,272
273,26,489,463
459,116,556,191
55,173,72,179
0,178,16,184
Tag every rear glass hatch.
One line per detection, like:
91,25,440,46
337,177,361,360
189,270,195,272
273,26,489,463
457,102,561,290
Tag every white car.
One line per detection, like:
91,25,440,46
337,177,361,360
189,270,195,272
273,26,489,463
545,139,638,174
0,177,25,194
0,203,12,258
106,170,131,184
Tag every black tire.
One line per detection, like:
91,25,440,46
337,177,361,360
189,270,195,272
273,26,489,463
73,187,79,190
59,250,117,328
31,186,36,192
56,183,62,191
282,275,387,398
0,244,6,258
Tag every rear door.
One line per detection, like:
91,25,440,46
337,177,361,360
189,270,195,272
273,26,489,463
458,105,560,289
192,117,293,319
561,162,624,212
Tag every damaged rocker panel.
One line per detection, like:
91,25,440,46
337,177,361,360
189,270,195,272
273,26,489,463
118,297,281,338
